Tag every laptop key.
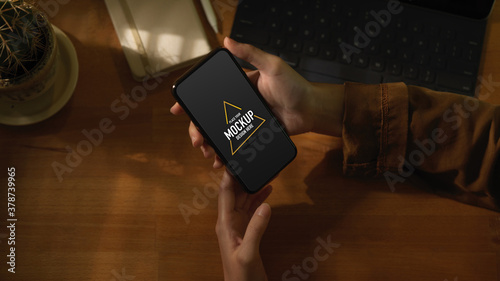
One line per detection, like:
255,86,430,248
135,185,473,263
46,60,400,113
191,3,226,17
338,52,352,64
387,61,402,76
361,10,371,21
382,30,395,41
464,46,480,61
299,27,315,40
333,35,346,45
414,36,428,49
399,49,413,62
267,4,279,15
320,45,336,60
237,18,265,28
415,52,430,65
403,65,419,80
233,28,270,45
467,39,481,47
448,44,462,58
410,23,423,33
398,34,412,46
304,42,319,56
427,26,440,38
267,20,282,32
443,28,455,40
284,23,298,35
353,54,369,68
263,49,279,56
383,75,405,83
448,59,475,76
283,7,296,19
287,38,302,53
344,7,358,18
301,11,314,24
313,1,327,11
366,43,380,55
271,35,286,49
420,69,436,84
329,2,341,14
432,55,447,70
301,57,382,83
240,1,262,11
437,72,473,92
332,19,345,30
395,18,407,30
316,30,331,43
430,41,445,54
382,45,397,58
315,14,330,27
370,57,385,72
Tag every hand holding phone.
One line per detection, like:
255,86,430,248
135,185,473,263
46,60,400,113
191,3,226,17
172,48,297,193
172,37,338,165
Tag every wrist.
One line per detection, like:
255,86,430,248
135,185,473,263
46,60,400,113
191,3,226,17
308,83,345,137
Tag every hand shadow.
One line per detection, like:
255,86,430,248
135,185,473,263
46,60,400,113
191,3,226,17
260,148,387,281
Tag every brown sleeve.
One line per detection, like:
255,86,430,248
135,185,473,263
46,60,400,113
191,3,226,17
342,82,500,211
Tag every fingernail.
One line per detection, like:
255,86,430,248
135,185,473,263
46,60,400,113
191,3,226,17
257,203,270,217
226,36,238,44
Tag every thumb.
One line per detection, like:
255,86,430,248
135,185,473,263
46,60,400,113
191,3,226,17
224,37,271,72
242,203,271,253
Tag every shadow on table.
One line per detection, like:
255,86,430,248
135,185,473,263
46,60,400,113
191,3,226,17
260,148,394,281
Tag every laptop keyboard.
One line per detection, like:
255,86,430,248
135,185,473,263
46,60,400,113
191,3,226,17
230,0,487,96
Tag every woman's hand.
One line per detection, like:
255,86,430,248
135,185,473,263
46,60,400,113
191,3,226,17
216,170,273,281
171,37,344,168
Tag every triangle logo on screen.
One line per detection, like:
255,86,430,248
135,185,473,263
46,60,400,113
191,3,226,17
223,101,266,155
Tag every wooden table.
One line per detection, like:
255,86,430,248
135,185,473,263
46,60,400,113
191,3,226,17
1,1,499,280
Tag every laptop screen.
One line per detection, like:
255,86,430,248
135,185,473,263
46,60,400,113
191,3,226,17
401,0,495,19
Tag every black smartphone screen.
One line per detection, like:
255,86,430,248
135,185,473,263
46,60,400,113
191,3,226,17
172,48,296,193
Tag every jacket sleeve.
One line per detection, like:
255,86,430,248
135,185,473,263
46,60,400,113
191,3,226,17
342,82,500,211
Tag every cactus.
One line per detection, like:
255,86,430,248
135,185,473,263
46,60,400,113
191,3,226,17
0,0,48,81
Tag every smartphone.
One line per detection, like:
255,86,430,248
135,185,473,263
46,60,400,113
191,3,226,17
172,48,297,193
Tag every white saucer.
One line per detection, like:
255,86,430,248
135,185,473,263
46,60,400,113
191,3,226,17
0,25,79,126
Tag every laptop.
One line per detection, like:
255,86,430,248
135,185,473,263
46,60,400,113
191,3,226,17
230,0,496,96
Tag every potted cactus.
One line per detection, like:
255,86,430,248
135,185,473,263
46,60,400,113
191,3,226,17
0,0,57,102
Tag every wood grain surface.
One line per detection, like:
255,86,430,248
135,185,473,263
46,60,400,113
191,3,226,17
0,1,499,280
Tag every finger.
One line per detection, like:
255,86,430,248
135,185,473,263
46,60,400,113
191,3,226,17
218,170,237,216
242,203,271,253
246,70,260,85
243,184,271,211
200,145,208,158
213,155,224,169
224,37,273,72
188,122,203,147
234,182,248,210
200,144,212,159
170,102,185,115
202,142,215,159
233,173,249,209
247,185,273,215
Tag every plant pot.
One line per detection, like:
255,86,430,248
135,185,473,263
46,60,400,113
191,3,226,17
0,2,58,103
